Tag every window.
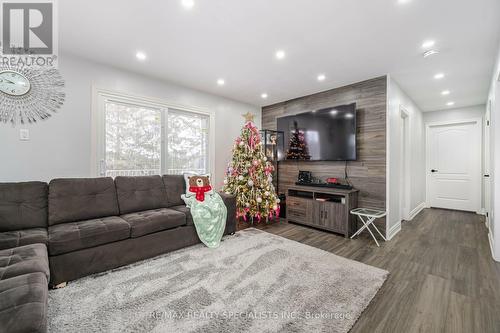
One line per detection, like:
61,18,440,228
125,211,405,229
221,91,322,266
93,90,213,178
167,109,209,175
105,102,162,177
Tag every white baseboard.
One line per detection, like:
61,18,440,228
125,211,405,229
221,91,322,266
488,232,500,262
407,202,426,221
387,221,401,241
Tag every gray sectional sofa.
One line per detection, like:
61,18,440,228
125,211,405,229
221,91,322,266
0,175,236,333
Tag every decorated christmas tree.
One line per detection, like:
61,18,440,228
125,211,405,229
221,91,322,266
286,121,311,160
222,113,280,222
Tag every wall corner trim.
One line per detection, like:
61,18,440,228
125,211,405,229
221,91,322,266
488,232,500,262
387,221,401,240
476,208,486,216
407,202,426,221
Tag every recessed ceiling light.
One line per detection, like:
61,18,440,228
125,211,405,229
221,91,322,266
446,101,455,106
423,50,439,58
261,93,268,99
275,50,286,60
330,110,338,115
181,0,195,9
217,78,225,86
135,51,147,61
441,90,450,95
397,0,411,4
422,40,435,48
434,73,445,79
317,74,326,81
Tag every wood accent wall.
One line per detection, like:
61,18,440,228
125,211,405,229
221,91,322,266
262,76,387,214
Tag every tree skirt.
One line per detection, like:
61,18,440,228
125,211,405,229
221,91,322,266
48,229,388,333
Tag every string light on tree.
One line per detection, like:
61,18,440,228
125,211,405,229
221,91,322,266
222,113,280,222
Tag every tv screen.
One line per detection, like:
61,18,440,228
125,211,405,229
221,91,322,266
277,103,357,161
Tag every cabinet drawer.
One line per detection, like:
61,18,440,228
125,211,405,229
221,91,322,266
287,197,313,222
288,208,307,220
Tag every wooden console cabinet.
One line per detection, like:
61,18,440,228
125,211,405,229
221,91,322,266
286,185,358,237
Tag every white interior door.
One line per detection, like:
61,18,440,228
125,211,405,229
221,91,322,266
427,120,481,212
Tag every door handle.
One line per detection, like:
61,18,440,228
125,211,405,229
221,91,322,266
431,169,438,173
324,211,328,219
484,174,490,178
320,211,323,219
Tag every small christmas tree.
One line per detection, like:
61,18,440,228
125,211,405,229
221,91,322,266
286,121,310,160
222,113,280,222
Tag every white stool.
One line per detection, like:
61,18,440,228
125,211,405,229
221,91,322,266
350,208,387,247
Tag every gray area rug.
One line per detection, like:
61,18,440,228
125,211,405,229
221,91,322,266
48,228,388,333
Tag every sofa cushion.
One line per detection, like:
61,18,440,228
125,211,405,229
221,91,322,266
121,208,186,238
0,181,48,231
162,175,185,207
48,177,119,226
115,176,169,214
0,272,48,333
0,244,49,280
170,205,194,226
0,228,48,251
48,216,130,256
219,192,237,235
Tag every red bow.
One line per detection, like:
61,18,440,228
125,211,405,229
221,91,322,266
189,185,212,202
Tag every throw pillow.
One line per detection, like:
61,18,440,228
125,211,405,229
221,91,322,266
183,173,214,202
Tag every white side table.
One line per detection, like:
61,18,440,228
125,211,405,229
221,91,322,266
350,208,387,247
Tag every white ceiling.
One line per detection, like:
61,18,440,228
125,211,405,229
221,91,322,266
59,0,500,111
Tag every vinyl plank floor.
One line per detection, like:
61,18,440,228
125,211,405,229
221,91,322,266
239,208,500,333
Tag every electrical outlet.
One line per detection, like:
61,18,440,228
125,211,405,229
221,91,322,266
20,129,30,141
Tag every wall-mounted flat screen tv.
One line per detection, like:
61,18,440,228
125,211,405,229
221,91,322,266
277,103,357,161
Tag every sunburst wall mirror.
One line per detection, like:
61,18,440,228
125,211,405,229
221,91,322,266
0,64,65,125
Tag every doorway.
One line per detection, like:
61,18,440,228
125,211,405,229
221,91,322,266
400,107,410,220
426,118,482,212
484,101,492,228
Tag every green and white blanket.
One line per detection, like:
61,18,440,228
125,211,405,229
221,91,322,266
182,192,227,248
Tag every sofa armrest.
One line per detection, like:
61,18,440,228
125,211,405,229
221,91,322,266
218,192,237,235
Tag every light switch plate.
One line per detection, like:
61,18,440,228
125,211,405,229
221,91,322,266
20,129,30,141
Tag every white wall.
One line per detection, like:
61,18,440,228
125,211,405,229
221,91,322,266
386,76,426,239
487,43,500,261
423,105,485,123
0,53,261,187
